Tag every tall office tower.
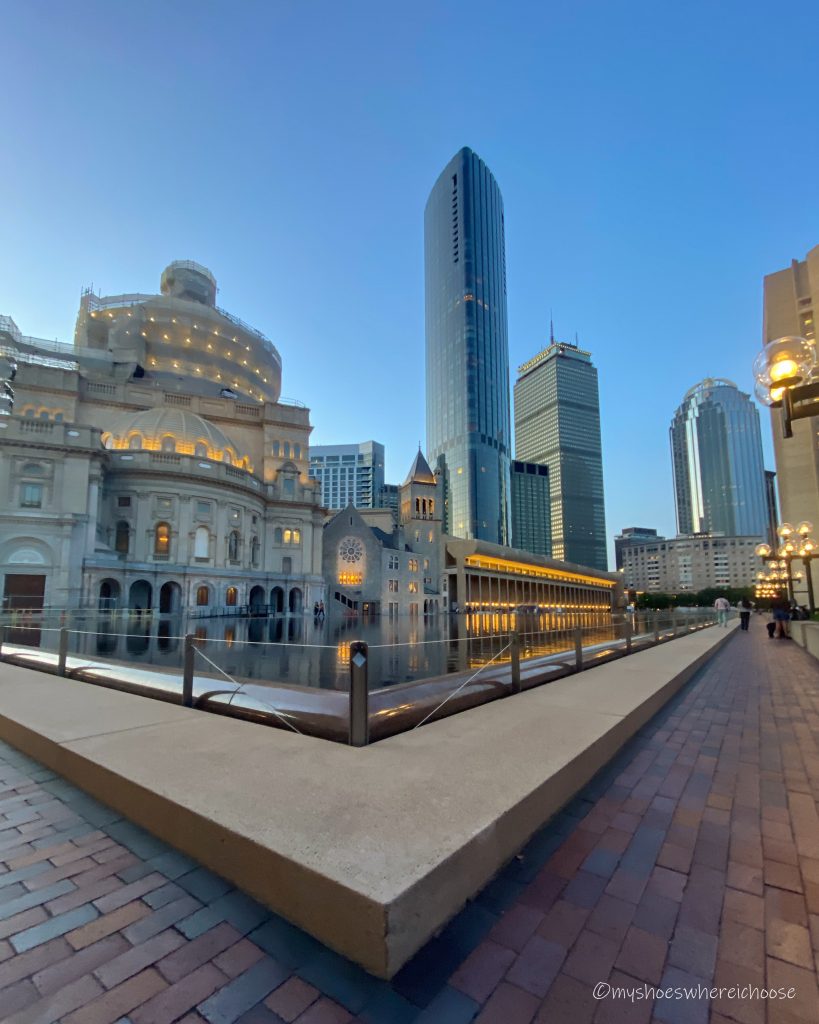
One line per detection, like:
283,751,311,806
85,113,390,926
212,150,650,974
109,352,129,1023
308,441,385,510
424,147,512,544
614,527,663,571
510,460,551,557
764,470,779,549
763,246,819,532
514,341,607,570
670,379,768,538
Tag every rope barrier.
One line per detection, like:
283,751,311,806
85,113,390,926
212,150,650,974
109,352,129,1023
412,641,512,731
192,646,303,735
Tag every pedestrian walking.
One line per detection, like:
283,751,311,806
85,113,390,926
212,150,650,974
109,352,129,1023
739,597,752,631
771,595,791,639
714,595,731,627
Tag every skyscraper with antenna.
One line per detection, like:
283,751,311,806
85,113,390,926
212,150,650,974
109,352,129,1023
513,330,607,570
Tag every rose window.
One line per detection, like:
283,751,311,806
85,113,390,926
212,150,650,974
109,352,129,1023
339,537,364,564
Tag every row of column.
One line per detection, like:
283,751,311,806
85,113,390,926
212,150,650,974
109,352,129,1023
463,572,610,611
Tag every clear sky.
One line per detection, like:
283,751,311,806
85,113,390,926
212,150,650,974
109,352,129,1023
2,0,818,566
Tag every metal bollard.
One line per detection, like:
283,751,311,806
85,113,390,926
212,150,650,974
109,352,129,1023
574,626,583,672
653,612,660,643
57,627,69,676
671,613,679,637
510,631,521,694
0,624,4,657
624,619,632,654
349,641,369,747
182,634,195,708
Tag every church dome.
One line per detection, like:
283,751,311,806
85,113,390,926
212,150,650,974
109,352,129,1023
102,408,249,468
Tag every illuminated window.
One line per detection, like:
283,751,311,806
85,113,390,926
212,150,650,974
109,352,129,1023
195,442,207,458
154,522,170,555
129,434,142,450
196,586,210,606
225,586,238,606
408,582,419,593
161,436,176,453
339,572,363,585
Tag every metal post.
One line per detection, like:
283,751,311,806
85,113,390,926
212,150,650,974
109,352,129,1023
653,612,660,643
57,627,69,676
574,626,583,672
0,624,5,657
349,641,369,747
510,630,521,694
624,619,632,654
805,557,815,616
671,613,678,637
182,634,195,708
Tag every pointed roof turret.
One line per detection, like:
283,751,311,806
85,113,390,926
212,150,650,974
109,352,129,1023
402,449,436,487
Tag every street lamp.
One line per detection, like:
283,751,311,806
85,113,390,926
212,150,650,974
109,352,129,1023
753,335,819,438
755,521,817,614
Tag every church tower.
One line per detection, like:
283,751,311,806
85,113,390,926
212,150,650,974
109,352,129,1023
399,450,444,592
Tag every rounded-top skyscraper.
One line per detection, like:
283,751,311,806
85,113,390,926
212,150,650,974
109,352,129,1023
424,147,511,544
670,378,768,538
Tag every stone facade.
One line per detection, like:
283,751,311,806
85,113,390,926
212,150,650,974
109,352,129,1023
620,533,761,594
0,262,325,615
322,452,444,616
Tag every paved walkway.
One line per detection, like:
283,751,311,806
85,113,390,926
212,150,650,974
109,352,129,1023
0,623,817,1023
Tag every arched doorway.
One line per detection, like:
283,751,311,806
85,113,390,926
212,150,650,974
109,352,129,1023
98,579,120,610
159,581,181,614
249,585,265,614
288,587,303,614
270,586,284,614
129,579,152,612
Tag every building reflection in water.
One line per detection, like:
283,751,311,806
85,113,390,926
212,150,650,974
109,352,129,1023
60,606,624,692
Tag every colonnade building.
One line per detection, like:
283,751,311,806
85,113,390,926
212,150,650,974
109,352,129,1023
0,261,325,616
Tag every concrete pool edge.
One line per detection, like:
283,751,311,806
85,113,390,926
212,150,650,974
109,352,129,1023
0,622,737,978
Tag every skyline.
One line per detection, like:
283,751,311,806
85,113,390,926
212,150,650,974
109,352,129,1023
3,0,819,565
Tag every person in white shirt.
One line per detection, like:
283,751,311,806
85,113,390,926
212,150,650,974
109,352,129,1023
714,595,731,627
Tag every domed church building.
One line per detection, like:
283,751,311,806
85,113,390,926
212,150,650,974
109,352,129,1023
0,261,325,616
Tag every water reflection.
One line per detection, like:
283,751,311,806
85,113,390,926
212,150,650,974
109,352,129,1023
34,607,630,691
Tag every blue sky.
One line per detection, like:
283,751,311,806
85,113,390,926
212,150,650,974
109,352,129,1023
2,0,818,565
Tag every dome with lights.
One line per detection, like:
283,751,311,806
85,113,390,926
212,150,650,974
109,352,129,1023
101,407,250,469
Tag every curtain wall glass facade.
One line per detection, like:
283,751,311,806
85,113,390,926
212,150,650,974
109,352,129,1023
670,379,768,538
424,147,511,545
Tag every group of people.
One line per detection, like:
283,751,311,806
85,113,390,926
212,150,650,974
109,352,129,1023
713,594,810,639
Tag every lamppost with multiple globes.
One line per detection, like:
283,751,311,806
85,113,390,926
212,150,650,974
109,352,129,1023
755,521,816,615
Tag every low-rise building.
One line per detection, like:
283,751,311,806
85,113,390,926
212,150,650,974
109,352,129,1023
620,534,761,594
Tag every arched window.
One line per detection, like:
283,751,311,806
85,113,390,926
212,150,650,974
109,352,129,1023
196,585,209,606
283,529,292,545
38,410,49,421
161,436,176,453
154,522,170,555
129,434,142,450
274,527,283,545
293,443,301,460
228,530,240,561
115,521,130,554
250,536,260,566
292,529,301,545
283,442,291,458
272,441,280,457
54,412,63,423
195,442,208,458
225,586,238,606
193,526,209,559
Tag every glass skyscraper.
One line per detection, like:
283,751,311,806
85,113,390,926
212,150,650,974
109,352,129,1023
424,147,511,544
670,379,768,537
514,341,607,570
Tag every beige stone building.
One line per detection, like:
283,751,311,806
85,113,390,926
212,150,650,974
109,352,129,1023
0,262,325,615
620,534,760,594
763,246,819,531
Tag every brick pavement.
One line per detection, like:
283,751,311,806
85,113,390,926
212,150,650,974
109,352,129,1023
0,623,817,1023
